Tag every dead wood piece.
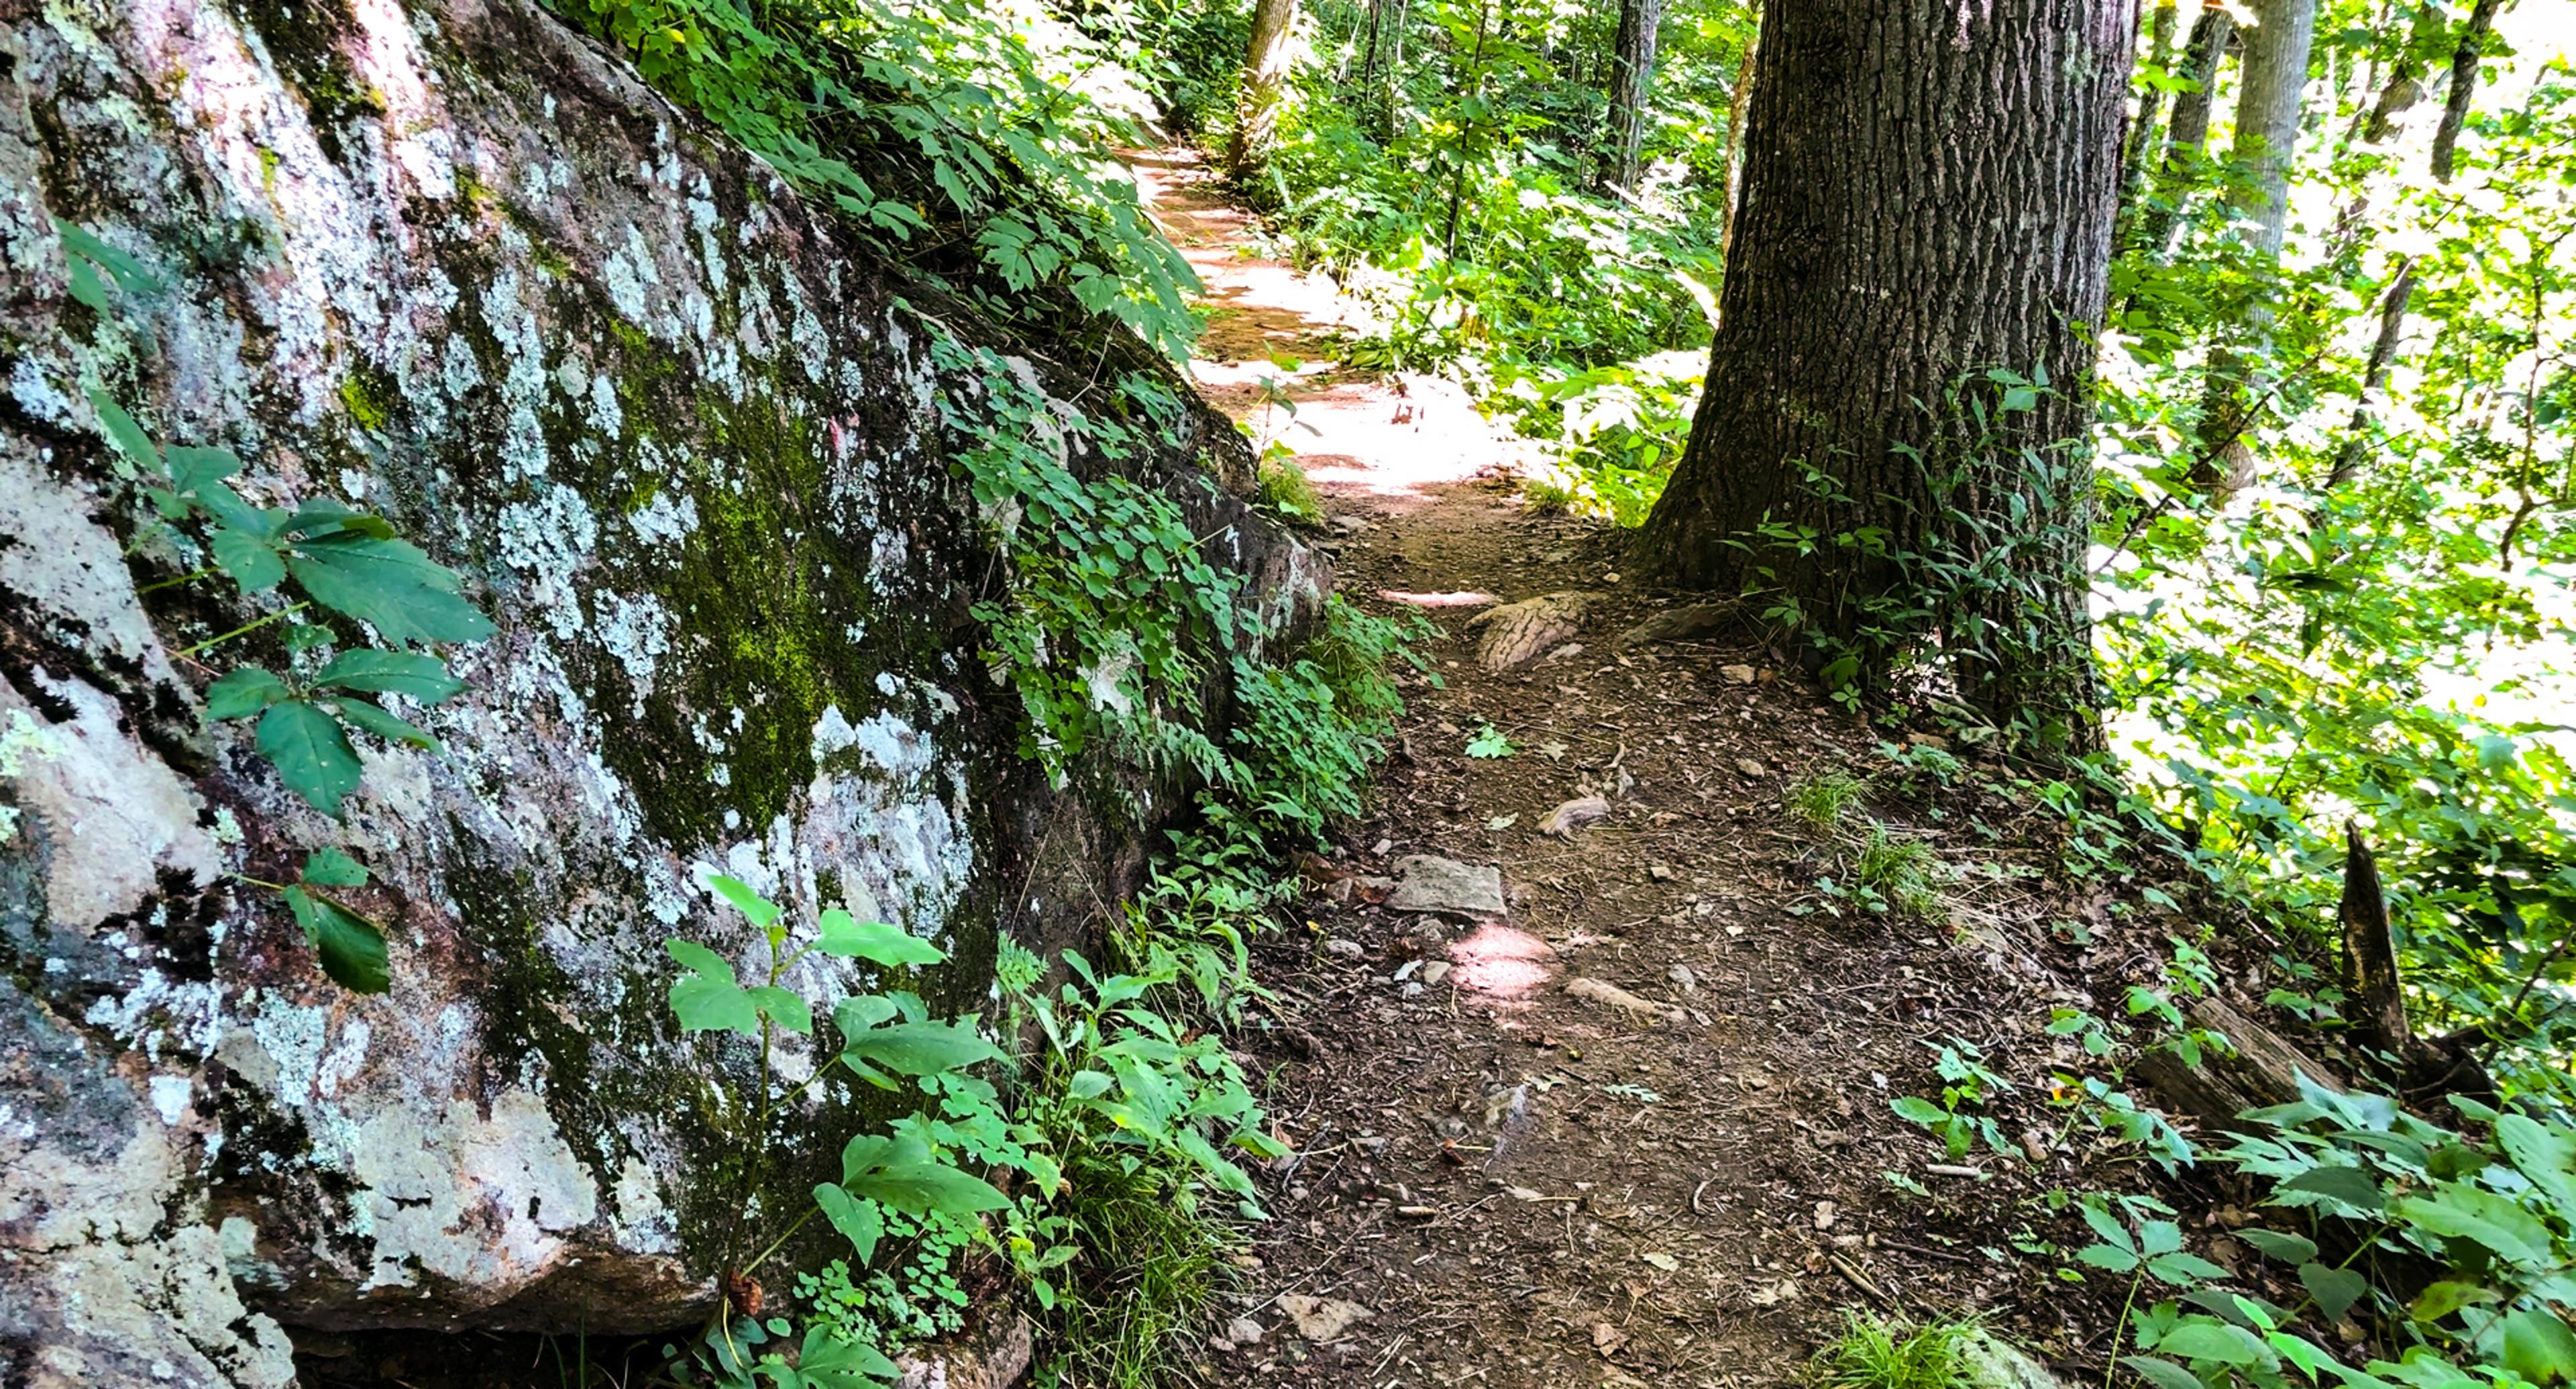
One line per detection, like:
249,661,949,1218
1538,795,1611,838
1564,976,1682,1022
1466,592,1594,669
2135,994,2346,1135
1615,601,1738,649
2338,823,2414,1061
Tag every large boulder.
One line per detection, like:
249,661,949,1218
0,0,1313,1382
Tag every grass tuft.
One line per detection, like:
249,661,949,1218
1803,1314,1978,1389
1856,827,1947,920
1042,1151,1237,1388
1786,769,1870,832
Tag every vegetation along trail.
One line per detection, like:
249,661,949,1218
1141,148,2104,1388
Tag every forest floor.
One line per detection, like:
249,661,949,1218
1133,146,2178,1388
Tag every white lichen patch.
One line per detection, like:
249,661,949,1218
346,1092,598,1295
0,674,219,933
497,483,600,641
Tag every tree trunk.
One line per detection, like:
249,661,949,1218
2430,0,2502,183
1716,13,1759,261
2224,0,2317,260
1629,0,2133,750
2321,258,2415,494
2134,3,2234,255
2189,0,2314,488
2118,0,2181,214
1228,0,1303,180
1601,0,1666,189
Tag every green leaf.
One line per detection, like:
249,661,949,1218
2299,1262,2369,1323
2078,1242,2142,1273
2238,1229,2319,1265
165,445,246,495
2392,1182,2554,1267
845,1154,1010,1219
257,699,364,815
284,884,390,993
209,528,288,593
812,1182,884,1265
330,696,440,751
54,218,163,293
2147,1252,2231,1286
2410,1280,2500,1324
665,938,760,1037
840,1018,1006,1078
2500,1308,2576,1385
1890,1095,1947,1125
206,666,291,721
87,386,161,473
2159,1321,2265,1367
814,909,946,967
2274,1164,2383,1214
796,1323,899,1389
314,650,466,704
746,985,813,1035
284,531,494,645
2121,1356,2210,1389
708,874,783,929
2497,1113,2576,1213
301,847,369,887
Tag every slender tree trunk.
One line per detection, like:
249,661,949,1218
2134,3,2234,254
1228,0,1303,180
2225,0,2318,260
2430,0,2502,183
2190,0,2316,488
1716,14,1758,261
2324,258,2416,493
1601,0,1666,189
2119,0,2180,212
1630,0,2134,751
1360,0,1385,86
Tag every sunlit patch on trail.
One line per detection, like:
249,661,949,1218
1448,923,1558,1000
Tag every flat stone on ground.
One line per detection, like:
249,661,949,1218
1387,854,1506,917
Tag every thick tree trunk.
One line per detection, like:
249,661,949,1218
1229,0,1303,179
1629,0,2133,749
2134,3,2234,255
2430,0,2502,183
1601,0,1666,189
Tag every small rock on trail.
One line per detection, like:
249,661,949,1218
1387,854,1506,917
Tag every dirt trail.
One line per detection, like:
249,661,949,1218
1128,149,2096,1388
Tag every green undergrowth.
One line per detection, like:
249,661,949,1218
647,314,1427,1389
555,0,1200,358
1856,739,2576,1389
1802,1315,1980,1389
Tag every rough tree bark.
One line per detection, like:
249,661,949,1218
2135,2,2235,254
2430,0,2502,183
1228,0,1303,179
1628,0,2134,748
1601,0,1667,189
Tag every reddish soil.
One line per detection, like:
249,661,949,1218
1134,147,2149,1388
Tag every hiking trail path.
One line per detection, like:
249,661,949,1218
1130,148,2096,1388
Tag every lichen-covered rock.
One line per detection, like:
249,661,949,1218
0,0,1316,1380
